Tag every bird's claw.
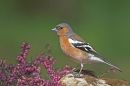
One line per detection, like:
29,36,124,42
72,72,82,78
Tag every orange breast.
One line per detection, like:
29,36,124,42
59,36,88,63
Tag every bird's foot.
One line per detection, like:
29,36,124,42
72,72,83,78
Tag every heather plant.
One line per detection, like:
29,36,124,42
0,42,72,86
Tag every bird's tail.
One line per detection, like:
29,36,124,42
102,59,123,72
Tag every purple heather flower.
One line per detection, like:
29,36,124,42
0,42,72,86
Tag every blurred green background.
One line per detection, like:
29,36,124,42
0,0,129,83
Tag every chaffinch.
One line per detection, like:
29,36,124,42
52,23,123,75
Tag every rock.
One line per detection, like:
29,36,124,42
59,70,129,86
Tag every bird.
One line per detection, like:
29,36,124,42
52,23,123,76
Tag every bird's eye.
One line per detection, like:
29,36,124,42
56,26,63,30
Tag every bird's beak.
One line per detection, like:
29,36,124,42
52,28,58,32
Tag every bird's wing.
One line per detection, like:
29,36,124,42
69,35,109,63
68,36,100,57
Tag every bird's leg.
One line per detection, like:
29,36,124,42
73,63,83,78
79,63,83,75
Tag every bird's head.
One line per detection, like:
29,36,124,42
52,23,74,37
